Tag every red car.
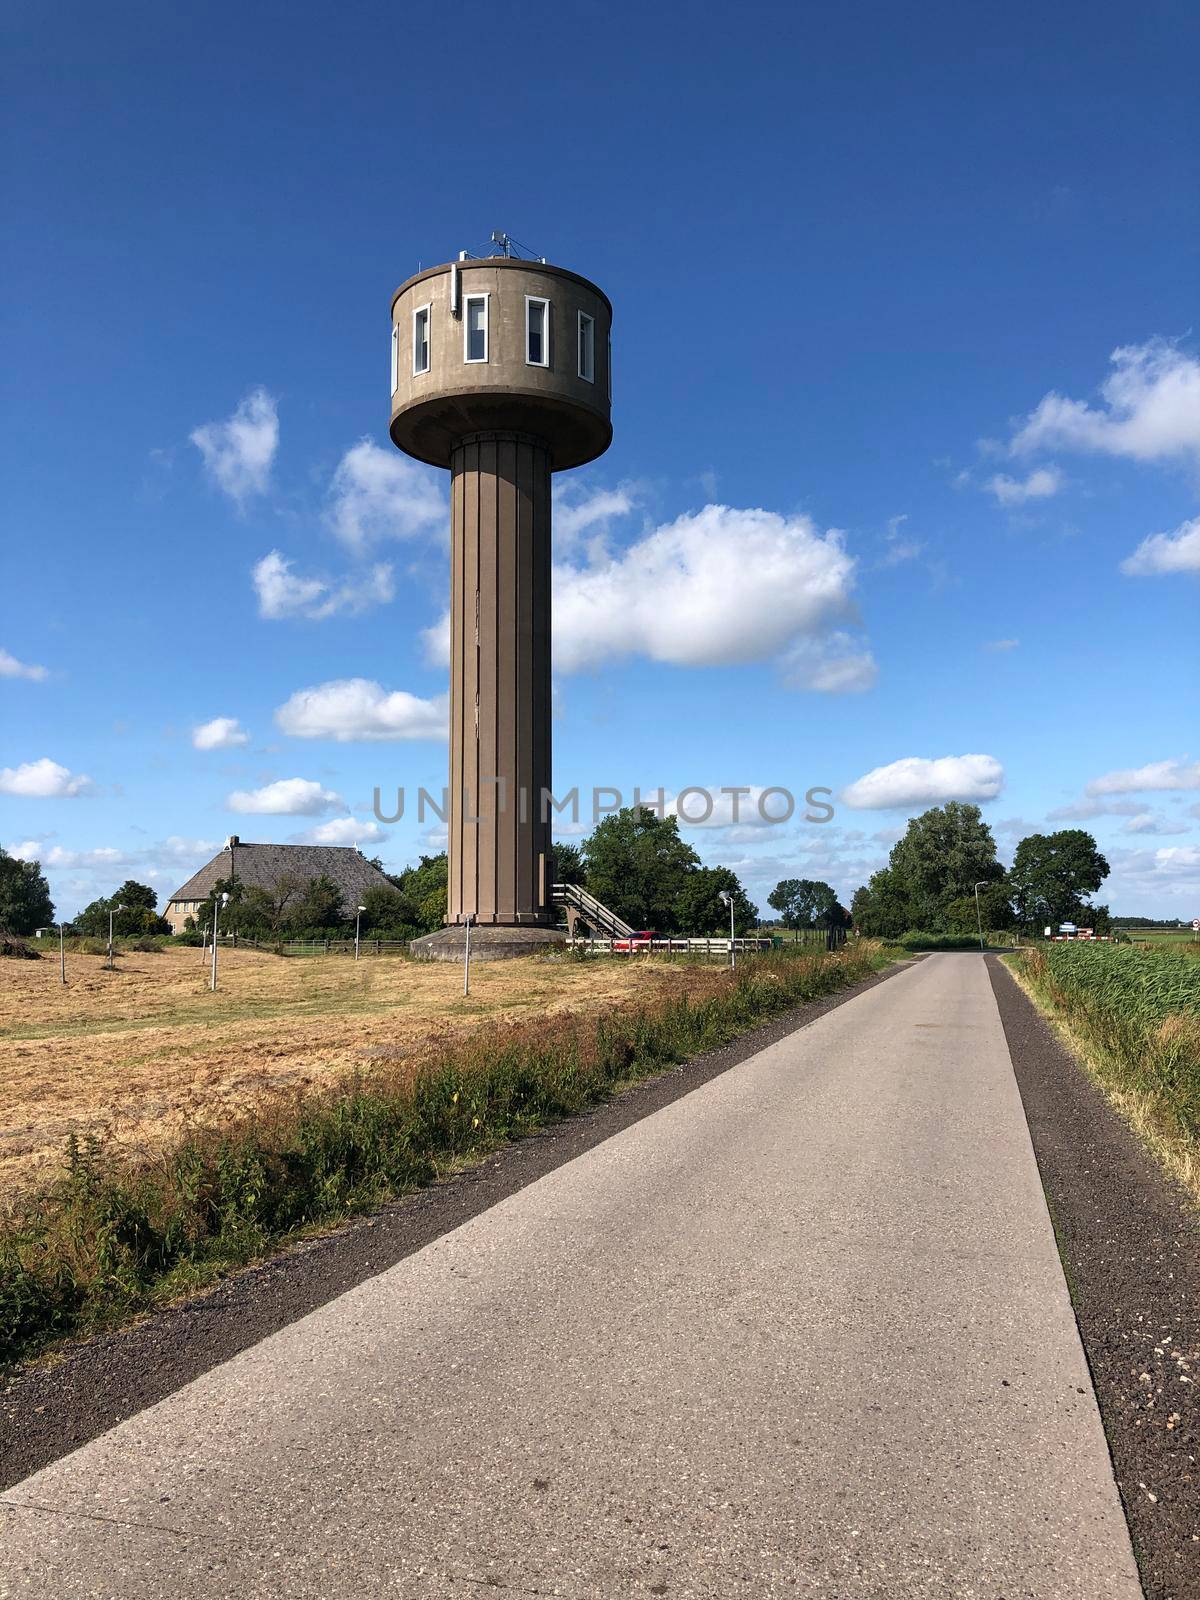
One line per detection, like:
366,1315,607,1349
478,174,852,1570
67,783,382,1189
612,929,657,952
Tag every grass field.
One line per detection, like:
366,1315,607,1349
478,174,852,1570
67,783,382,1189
0,947,702,1198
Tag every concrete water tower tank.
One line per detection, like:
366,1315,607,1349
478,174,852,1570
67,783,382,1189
389,247,612,958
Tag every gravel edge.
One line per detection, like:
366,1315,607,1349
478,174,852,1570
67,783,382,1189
1,956,916,1489
987,955,1200,1600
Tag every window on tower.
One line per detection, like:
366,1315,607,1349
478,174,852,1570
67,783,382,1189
465,294,488,363
390,323,399,394
578,311,595,383
413,305,431,376
526,296,549,367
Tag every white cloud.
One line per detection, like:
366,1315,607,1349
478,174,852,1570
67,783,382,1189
780,633,878,693
553,484,637,545
0,758,95,798
985,466,1064,505
291,818,385,847
190,387,278,505
327,440,444,553
226,778,346,816
252,550,396,621
192,717,250,751
274,678,447,742
1086,759,1200,796
1046,798,1144,821
1120,515,1200,577
1123,812,1192,836
1011,339,1200,467
983,638,1020,652
878,539,925,568
841,754,1004,811
421,610,451,668
0,648,48,681
552,504,860,675
6,842,125,869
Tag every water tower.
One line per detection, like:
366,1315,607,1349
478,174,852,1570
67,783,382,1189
389,240,612,958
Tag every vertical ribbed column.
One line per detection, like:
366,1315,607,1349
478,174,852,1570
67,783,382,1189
447,432,553,926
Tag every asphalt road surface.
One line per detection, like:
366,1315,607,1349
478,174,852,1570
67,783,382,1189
0,955,1142,1598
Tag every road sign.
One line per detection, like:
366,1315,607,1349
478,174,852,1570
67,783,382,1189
1059,922,1077,933
1193,919,1200,932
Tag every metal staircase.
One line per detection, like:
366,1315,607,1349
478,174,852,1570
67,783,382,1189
551,882,635,939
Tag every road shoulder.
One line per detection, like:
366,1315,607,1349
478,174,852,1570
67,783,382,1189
988,955,1200,1600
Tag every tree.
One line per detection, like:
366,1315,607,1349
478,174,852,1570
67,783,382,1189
389,853,448,932
945,880,1014,936
76,879,169,937
0,848,55,934
768,878,841,931
887,803,1004,931
548,842,586,887
288,874,346,932
675,867,758,935
582,807,701,932
850,868,911,939
360,885,418,934
1009,830,1110,931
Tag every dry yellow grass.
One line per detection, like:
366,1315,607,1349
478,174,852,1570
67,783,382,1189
0,947,684,1196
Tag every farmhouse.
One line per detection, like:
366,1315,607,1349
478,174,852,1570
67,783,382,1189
163,836,395,934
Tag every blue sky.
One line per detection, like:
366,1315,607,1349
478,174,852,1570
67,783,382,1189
3,0,1198,920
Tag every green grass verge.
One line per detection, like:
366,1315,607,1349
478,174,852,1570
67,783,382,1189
1005,944,1200,1204
0,943,898,1368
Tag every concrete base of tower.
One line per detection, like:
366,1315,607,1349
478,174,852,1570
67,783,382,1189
409,925,569,962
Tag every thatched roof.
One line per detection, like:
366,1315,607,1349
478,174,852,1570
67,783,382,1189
168,840,394,905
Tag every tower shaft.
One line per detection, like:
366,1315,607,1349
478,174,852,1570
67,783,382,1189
447,432,552,926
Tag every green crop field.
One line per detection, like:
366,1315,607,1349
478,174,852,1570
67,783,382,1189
1118,926,1199,949
1010,942,1200,1201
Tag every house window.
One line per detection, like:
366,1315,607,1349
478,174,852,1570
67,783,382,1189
578,311,595,383
526,296,549,367
390,323,399,394
413,304,431,375
464,294,488,362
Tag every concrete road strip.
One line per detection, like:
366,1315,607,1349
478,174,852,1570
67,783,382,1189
1,955,1141,1598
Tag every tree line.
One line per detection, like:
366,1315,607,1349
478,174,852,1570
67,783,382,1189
849,803,1111,938
0,805,1115,944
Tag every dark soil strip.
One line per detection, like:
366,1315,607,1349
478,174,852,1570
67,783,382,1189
988,956,1200,1600
0,958,914,1490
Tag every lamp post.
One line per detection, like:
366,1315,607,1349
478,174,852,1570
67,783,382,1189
105,904,124,970
211,892,229,991
355,905,366,961
719,889,736,969
463,913,474,997
972,881,987,953
59,921,67,985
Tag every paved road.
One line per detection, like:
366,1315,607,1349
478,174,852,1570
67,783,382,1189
1,956,1141,1599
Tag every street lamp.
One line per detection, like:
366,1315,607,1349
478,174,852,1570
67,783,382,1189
463,913,474,996
718,889,736,969
355,905,366,961
211,892,230,991
105,904,125,970
972,881,987,953
59,921,68,985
